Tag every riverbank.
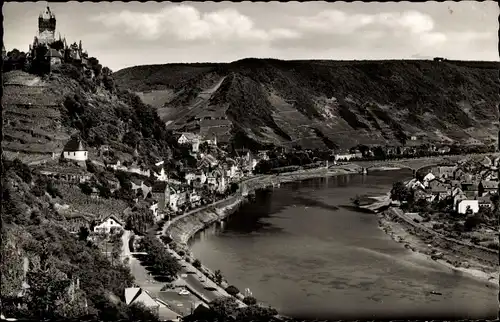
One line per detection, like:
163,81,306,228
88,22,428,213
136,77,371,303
378,207,499,288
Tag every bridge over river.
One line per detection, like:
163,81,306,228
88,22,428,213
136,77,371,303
332,153,498,175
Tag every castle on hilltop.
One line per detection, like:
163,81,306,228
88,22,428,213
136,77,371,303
25,6,94,76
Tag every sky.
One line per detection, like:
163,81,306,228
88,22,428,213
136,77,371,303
4,1,498,72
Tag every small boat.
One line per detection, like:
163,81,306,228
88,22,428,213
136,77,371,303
430,291,442,295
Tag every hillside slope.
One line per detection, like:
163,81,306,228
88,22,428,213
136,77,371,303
114,59,499,150
3,67,181,168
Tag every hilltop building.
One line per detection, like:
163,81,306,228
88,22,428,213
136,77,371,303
27,6,92,74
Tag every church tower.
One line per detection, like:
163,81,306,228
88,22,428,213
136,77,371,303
38,6,56,45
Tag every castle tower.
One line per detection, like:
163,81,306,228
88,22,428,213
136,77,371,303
38,6,56,45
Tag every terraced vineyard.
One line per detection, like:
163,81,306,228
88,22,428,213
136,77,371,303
3,80,72,162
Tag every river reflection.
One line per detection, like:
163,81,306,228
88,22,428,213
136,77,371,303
190,171,498,320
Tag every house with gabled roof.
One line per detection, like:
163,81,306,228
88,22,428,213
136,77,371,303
125,287,160,316
427,180,450,201
477,195,493,209
178,132,200,144
479,180,498,197
453,192,467,210
197,154,218,169
131,179,152,198
93,214,124,234
62,137,88,162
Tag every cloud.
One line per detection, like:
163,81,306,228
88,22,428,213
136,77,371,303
91,5,300,43
269,9,449,51
297,10,435,35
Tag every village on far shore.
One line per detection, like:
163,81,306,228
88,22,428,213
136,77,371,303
390,154,499,250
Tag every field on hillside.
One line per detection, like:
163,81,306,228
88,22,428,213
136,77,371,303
3,83,72,160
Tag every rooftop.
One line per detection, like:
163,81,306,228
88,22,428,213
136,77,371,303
63,137,87,152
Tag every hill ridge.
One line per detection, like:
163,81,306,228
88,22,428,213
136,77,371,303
114,59,499,150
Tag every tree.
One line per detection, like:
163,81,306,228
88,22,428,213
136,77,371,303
78,227,90,241
390,181,410,202
236,305,279,322
79,182,93,195
242,296,257,305
24,266,71,319
225,285,240,296
128,302,159,322
230,182,239,194
193,259,202,269
209,297,239,318
7,159,32,183
464,214,483,231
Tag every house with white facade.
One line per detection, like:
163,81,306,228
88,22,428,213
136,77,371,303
168,192,180,212
185,172,196,185
93,214,124,234
197,154,219,169
128,164,150,177
178,132,201,152
334,153,357,161
189,190,201,207
62,137,88,162
195,170,207,185
153,167,169,182
453,192,467,210
216,175,227,194
422,173,436,187
150,201,163,222
457,199,479,214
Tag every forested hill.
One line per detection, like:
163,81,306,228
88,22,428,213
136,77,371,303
114,59,499,150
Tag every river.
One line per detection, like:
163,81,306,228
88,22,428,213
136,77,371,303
190,170,498,320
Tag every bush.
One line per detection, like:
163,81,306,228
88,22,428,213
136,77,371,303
178,250,185,256
79,182,93,195
225,285,240,296
464,215,483,232
192,259,202,268
242,296,257,305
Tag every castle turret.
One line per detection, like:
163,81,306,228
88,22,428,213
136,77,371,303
38,6,56,45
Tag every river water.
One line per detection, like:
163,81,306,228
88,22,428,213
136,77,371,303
190,171,498,320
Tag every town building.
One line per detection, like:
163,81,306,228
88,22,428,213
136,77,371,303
197,154,218,169
457,200,479,214
178,132,201,152
131,180,152,198
477,196,493,208
93,214,124,234
153,166,169,182
478,180,498,197
152,182,170,212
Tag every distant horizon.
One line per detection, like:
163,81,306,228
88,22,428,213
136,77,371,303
4,2,497,71
114,57,498,72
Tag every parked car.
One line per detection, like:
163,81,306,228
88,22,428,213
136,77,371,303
178,289,190,296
